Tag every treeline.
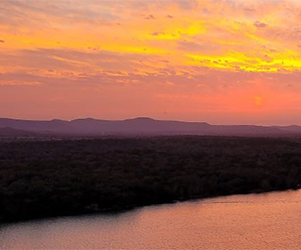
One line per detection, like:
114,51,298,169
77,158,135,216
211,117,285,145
0,136,301,223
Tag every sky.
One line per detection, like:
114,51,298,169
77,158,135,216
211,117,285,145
1,0,301,125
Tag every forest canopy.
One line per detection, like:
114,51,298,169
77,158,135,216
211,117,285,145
0,136,301,223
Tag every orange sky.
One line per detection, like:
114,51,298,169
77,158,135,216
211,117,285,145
1,0,301,125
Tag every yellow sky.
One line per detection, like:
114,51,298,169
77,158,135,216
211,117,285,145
1,0,301,124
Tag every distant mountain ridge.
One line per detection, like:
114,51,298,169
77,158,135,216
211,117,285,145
0,117,300,137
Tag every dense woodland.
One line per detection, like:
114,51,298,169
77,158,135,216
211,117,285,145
0,136,301,223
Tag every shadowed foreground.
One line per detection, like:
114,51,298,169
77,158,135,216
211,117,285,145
0,136,301,223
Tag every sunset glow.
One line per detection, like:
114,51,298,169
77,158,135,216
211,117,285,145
1,0,301,124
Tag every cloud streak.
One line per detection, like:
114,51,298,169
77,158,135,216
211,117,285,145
1,0,301,123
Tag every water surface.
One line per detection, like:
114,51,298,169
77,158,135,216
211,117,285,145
1,190,300,250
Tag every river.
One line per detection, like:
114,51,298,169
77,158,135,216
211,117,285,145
0,190,300,250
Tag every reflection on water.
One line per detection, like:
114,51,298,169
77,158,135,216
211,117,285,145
0,190,301,250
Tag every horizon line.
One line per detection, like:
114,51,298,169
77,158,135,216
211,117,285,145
0,116,300,127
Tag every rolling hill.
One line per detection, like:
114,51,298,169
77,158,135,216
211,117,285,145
0,117,300,136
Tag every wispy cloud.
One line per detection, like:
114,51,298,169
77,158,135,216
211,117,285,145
1,0,301,123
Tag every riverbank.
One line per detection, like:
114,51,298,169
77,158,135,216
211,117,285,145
1,136,301,223
1,190,301,250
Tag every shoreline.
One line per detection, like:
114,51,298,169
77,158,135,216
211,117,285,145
1,187,299,226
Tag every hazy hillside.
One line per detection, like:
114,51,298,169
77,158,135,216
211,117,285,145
0,127,38,137
0,117,300,136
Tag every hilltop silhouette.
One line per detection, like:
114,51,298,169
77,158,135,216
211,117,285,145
0,117,300,137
